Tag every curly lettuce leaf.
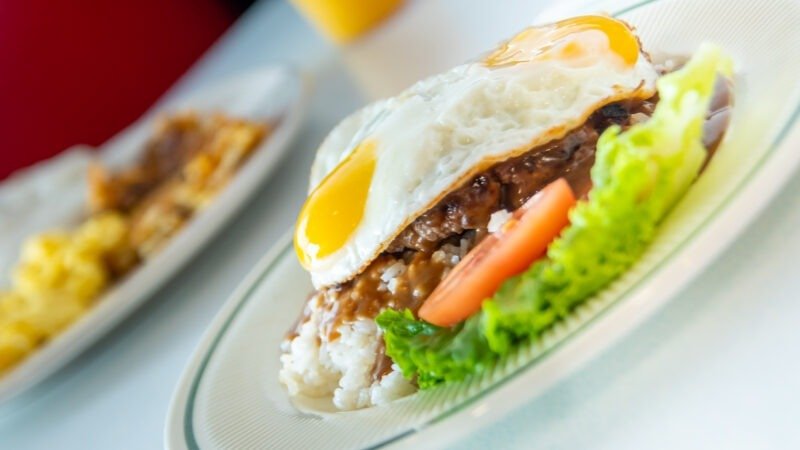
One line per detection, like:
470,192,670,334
376,310,492,388
378,44,733,387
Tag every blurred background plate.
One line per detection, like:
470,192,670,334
165,0,800,448
0,64,309,405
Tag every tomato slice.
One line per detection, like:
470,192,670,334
418,178,576,327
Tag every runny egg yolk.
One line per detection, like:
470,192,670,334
294,140,377,268
485,15,639,68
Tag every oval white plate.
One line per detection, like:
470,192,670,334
166,1,800,448
0,65,309,405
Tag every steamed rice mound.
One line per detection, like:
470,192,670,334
279,293,415,410
280,242,470,410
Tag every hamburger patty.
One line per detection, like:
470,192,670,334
385,102,651,254
386,99,657,254
385,74,732,256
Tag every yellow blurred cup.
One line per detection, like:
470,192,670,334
291,0,405,43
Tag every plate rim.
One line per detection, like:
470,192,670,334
165,230,295,450
0,63,310,406
166,2,800,449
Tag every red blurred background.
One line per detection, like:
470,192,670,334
0,0,247,180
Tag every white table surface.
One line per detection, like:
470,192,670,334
2,0,800,449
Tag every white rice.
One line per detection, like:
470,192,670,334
280,242,470,410
386,277,400,295
380,261,406,282
487,209,512,233
380,261,406,295
280,288,416,411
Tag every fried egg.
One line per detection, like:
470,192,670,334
296,15,659,288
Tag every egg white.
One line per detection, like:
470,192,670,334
306,44,658,288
